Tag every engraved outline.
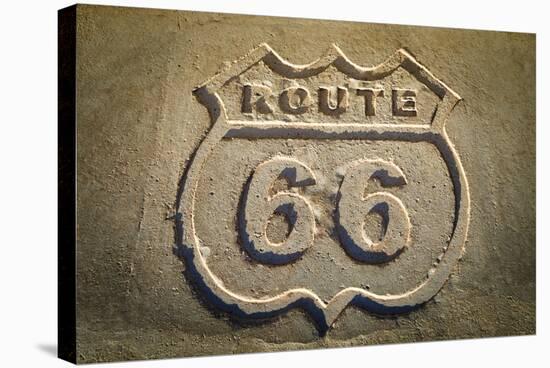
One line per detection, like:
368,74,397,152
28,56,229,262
176,43,470,333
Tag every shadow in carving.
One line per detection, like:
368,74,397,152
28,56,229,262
194,86,221,123
369,202,391,239
334,160,410,264
318,86,348,117
238,175,306,265
335,199,405,264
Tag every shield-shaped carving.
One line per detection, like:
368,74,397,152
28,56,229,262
176,43,470,333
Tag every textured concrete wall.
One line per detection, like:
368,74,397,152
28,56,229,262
71,4,535,363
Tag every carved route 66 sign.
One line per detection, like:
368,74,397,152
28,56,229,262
176,43,470,333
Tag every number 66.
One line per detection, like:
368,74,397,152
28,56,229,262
240,157,411,265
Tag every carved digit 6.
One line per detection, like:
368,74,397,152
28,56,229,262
240,157,316,265
336,159,411,264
